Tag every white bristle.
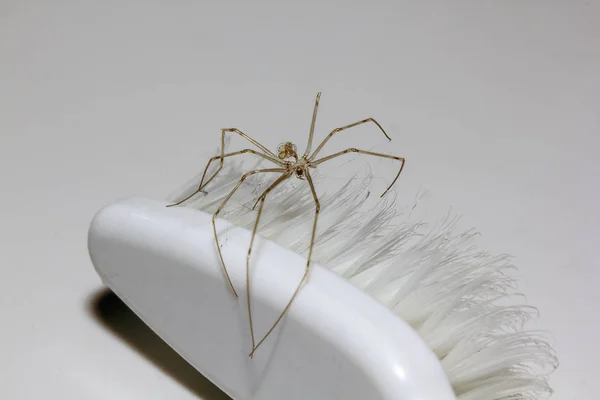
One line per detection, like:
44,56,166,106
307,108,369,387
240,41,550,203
167,144,557,399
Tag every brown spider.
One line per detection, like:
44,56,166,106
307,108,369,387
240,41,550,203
168,93,405,357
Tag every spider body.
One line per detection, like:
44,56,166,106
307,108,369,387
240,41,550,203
277,141,313,179
282,157,313,181
168,93,405,357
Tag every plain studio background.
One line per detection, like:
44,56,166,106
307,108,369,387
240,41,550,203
0,1,598,399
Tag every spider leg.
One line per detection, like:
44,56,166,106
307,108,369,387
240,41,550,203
309,118,391,160
246,172,291,355
212,168,286,298
222,128,279,159
249,169,320,357
312,148,405,197
167,149,283,207
302,92,322,158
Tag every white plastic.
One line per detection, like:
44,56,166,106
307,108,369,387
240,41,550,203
88,197,455,400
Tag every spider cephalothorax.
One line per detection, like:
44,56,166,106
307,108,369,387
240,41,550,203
288,156,312,180
168,92,405,357
277,142,315,179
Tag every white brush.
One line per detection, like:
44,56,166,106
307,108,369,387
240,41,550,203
168,148,558,397
88,147,556,399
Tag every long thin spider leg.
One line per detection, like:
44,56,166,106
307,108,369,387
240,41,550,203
222,128,279,159
246,173,291,356
312,148,405,198
167,149,283,207
212,168,286,298
302,92,321,158
250,169,320,357
309,118,391,161
250,170,287,210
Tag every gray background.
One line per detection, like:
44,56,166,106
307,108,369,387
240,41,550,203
1,1,598,399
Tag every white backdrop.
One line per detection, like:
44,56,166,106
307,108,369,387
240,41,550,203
1,1,598,399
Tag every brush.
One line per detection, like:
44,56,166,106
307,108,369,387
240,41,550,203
163,148,558,399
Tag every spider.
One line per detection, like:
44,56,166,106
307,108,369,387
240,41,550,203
168,93,405,357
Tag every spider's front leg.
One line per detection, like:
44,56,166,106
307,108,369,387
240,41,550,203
309,118,391,160
313,148,405,197
167,148,283,207
221,128,279,159
245,172,291,355
249,169,320,357
168,127,281,207
211,168,286,298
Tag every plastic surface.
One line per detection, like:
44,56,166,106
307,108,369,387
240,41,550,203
88,197,456,400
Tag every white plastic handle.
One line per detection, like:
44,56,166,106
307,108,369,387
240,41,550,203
88,197,455,400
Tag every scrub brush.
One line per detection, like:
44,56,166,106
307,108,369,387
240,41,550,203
164,146,558,399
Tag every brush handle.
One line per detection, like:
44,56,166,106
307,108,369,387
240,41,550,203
88,197,455,400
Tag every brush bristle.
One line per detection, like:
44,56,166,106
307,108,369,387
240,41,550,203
168,144,557,399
